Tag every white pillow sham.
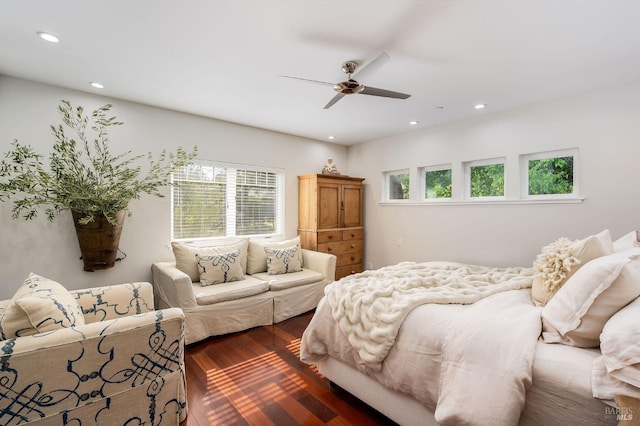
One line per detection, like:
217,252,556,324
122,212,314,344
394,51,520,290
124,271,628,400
599,296,640,387
613,230,640,252
541,248,640,347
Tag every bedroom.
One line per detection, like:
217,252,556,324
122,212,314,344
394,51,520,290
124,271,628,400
1,1,640,425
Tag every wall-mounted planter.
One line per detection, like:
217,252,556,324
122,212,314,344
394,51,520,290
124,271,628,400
72,210,125,272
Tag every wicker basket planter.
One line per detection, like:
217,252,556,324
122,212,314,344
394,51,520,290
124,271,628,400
72,210,125,271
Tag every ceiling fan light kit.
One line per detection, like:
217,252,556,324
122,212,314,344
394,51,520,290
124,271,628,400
281,52,411,109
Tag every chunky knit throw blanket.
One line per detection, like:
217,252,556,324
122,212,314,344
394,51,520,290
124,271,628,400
324,261,535,371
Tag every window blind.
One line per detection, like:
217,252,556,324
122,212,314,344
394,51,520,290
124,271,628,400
171,161,284,240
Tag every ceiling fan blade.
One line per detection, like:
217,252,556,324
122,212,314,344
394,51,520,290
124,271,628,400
279,75,335,86
352,52,390,81
323,93,345,109
360,86,411,99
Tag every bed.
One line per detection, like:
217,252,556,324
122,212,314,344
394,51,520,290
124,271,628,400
300,229,640,425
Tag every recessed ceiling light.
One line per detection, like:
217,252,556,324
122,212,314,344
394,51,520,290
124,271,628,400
90,82,104,89
409,121,419,125
37,32,59,43
475,103,487,109
327,135,335,140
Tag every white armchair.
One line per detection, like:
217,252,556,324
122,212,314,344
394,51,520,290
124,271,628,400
0,280,186,425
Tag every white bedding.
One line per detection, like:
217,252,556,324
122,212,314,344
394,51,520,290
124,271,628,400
324,261,535,371
301,286,543,424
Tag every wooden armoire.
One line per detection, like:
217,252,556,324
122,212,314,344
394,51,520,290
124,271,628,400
298,174,365,280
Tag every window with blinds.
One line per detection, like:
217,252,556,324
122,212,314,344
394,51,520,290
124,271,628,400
171,161,284,240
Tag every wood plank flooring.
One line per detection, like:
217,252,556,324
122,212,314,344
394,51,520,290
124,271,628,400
180,310,397,426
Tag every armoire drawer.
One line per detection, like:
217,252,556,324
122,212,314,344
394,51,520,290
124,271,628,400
335,251,363,267
318,239,363,255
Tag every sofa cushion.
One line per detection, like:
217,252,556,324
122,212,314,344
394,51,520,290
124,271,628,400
531,229,613,306
252,269,324,291
0,273,85,339
172,238,249,282
247,236,303,274
196,249,244,286
193,275,269,305
265,245,303,275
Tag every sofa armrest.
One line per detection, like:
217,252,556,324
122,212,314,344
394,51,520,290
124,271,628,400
302,249,337,282
0,308,187,424
152,261,198,309
72,281,155,323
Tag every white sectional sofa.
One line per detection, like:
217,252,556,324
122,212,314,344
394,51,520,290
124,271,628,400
151,236,336,344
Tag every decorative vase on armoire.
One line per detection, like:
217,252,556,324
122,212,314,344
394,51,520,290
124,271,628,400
297,174,364,280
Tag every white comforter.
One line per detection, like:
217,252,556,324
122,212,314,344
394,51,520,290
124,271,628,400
301,262,543,425
325,261,536,371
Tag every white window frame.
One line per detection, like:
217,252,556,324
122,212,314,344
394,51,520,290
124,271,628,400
464,157,506,201
520,148,579,200
171,160,285,241
420,164,453,202
383,169,411,202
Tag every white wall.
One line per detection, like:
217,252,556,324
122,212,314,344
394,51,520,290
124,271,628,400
347,82,640,270
0,76,347,299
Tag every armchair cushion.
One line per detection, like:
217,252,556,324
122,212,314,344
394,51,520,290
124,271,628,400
0,273,84,339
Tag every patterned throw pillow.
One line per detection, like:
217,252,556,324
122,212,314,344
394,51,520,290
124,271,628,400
196,249,245,286
265,245,303,275
0,273,85,339
172,239,249,282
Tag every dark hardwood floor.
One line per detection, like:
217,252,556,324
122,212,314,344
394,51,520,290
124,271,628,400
180,310,397,425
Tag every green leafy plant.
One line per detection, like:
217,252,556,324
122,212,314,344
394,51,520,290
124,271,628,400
0,100,198,225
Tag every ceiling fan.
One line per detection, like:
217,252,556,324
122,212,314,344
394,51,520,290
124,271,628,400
281,52,411,109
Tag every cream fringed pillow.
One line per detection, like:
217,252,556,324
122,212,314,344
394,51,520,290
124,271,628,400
0,273,85,339
531,229,614,306
265,245,303,275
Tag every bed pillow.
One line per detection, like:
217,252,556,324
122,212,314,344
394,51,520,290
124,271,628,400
541,248,640,347
172,238,249,282
265,245,303,275
0,273,85,339
531,229,613,306
613,230,640,252
196,249,244,286
247,236,303,274
599,296,640,387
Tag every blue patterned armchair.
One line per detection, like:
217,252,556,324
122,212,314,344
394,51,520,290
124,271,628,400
0,278,186,425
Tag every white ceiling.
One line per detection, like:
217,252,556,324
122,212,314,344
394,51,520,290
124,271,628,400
2,1,640,146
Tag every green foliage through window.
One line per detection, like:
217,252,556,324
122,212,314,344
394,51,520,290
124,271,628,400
425,169,452,199
470,163,504,197
528,156,574,195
